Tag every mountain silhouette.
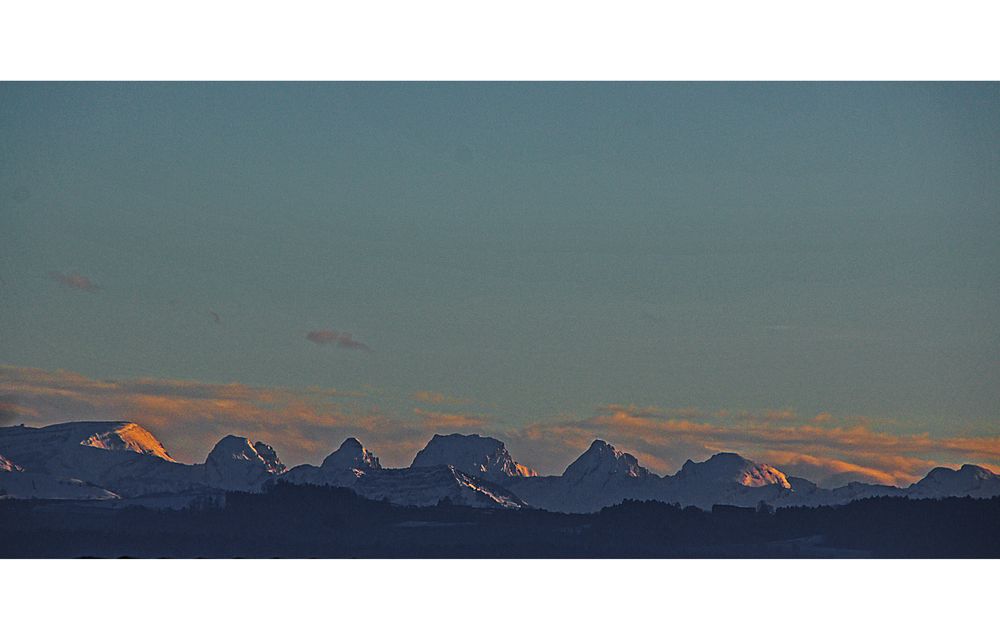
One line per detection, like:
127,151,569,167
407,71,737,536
2,421,999,512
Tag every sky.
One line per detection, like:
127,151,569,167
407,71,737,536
1,82,998,486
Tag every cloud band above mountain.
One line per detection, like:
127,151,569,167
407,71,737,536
1,365,996,485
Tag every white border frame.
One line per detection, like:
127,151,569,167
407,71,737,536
2,2,997,637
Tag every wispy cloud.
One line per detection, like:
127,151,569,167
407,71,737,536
306,330,371,352
412,390,473,406
0,401,23,425
48,271,99,293
413,407,490,430
759,451,905,486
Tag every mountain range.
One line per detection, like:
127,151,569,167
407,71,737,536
2,421,998,512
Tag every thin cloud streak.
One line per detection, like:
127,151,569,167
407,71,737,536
412,391,474,406
306,330,372,352
413,407,490,430
48,271,99,293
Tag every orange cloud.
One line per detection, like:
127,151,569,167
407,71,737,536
412,408,490,430
412,391,473,406
759,451,902,486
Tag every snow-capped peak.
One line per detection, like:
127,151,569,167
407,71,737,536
410,433,536,483
203,435,286,490
562,439,650,482
206,435,284,471
674,452,791,489
3,421,176,462
909,464,1000,498
322,437,382,472
76,421,176,462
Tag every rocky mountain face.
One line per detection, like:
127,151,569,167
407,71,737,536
322,437,381,472
346,465,526,509
562,439,650,482
411,434,536,483
202,435,286,491
282,436,524,508
282,437,382,489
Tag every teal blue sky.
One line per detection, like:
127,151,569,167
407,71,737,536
2,83,998,478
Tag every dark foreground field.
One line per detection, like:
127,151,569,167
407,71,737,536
2,483,998,558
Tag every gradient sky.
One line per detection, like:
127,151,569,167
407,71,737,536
2,83,998,484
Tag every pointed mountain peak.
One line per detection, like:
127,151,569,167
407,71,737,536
207,435,257,460
410,433,535,482
341,437,364,449
204,435,286,489
562,439,650,482
322,437,381,472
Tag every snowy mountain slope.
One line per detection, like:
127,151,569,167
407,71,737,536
1,444,117,501
77,422,176,461
908,464,1000,499
411,433,535,483
506,440,663,512
0,421,175,469
0,422,197,497
0,423,284,497
282,437,524,508
351,465,525,509
0,468,120,500
669,452,791,489
655,452,795,509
